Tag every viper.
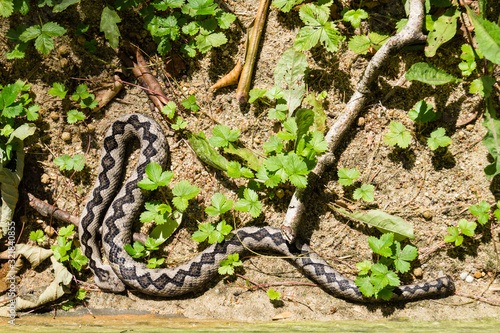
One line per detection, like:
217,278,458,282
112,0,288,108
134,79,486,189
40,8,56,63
79,113,455,302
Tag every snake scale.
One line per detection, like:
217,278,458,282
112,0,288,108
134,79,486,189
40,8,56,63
79,113,455,302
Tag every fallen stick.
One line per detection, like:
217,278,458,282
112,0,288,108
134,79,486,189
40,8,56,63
281,0,427,242
235,0,271,104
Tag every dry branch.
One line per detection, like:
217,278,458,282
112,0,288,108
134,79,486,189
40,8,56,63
281,0,427,242
235,0,271,104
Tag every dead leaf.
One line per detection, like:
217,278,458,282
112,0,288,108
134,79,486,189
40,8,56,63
272,310,293,320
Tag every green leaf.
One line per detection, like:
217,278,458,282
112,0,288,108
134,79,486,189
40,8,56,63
196,32,227,53
444,226,463,246
356,260,372,275
459,44,480,76
187,131,229,170
392,242,417,273
234,188,262,218
171,116,187,130
368,233,393,257
224,143,263,171
272,0,303,13
425,7,460,57
53,0,81,12
355,275,375,297
279,117,298,141
264,153,288,182
19,25,42,42
161,101,177,119
248,88,267,103
70,248,88,271
41,22,66,37
383,121,411,149
186,0,217,16
67,110,85,124
329,207,415,240
353,184,375,202
209,124,240,148
205,193,233,216
274,49,307,116
75,288,87,301
216,11,236,29
469,201,490,225
458,219,476,237
482,101,500,178
100,7,121,49
0,0,14,17
147,257,165,269
145,237,165,251
348,35,371,55
295,108,315,147
150,210,182,241
408,100,440,123
138,162,173,190
124,241,148,258
218,253,242,275
343,9,368,28
181,95,199,112
284,153,308,188
268,102,287,121
267,288,281,300
469,76,495,98
405,62,460,85
29,229,45,243
140,201,171,224
338,168,360,186
172,180,200,212
466,6,500,64
427,128,452,150
48,82,67,98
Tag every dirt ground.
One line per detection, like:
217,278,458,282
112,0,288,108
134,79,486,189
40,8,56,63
1,0,499,324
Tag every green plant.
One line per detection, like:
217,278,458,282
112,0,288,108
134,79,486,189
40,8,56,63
427,128,452,150
205,193,233,216
294,1,344,53
29,229,45,244
234,188,263,218
444,219,477,247
218,253,242,275
469,200,490,225
355,233,418,300
0,80,38,164
337,168,360,186
353,184,375,202
192,220,232,244
408,100,441,123
172,179,200,212
51,225,89,271
383,121,411,149
72,84,98,109
54,154,85,172
181,95,200,112
267,288,281,301
138,162,174,190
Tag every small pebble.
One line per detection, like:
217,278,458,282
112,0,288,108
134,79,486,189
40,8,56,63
276,189,285,199
60,58,69,68
473,271,482,279
61,132,72,141
41,173,50,184
466,124,474,131
465,275,474,283
413,267,423,278
44,225,56,237
58,44,70,56
460,272,468,280
357,117,365,127
50,111,59,120
422,210,433,220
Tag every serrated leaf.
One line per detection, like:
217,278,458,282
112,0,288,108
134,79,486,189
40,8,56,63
408,100,440,123
427,128,452,150
338,168,360,186
383,121,411,148
274,49,307,116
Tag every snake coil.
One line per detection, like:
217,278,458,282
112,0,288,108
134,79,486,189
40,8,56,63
79,113,455,302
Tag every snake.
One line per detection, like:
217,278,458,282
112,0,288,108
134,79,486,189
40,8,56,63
79,113,455,302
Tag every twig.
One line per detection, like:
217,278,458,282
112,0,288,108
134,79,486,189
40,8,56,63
235,0,271,103
281,0,427,242
454,292,500,305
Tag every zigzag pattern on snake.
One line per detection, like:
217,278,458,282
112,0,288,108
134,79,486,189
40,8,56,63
79,113,455,302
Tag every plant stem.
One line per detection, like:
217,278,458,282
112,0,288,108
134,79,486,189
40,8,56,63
235,0,271,104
